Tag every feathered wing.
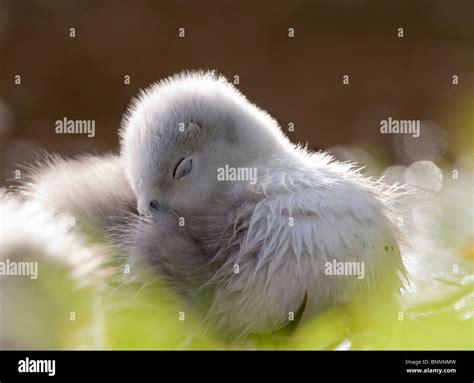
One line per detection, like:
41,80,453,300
201,154,405,338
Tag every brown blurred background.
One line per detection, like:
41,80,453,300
0,0,473,184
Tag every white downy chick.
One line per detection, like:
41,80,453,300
120,71,406,339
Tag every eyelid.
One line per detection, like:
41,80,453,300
173,158,193,179
173,158,185,179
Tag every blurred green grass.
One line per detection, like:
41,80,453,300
101,272,473,350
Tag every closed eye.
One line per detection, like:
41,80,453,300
173,158,185,178
173,157,193,179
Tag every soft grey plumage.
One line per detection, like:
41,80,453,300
11,71,405,340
